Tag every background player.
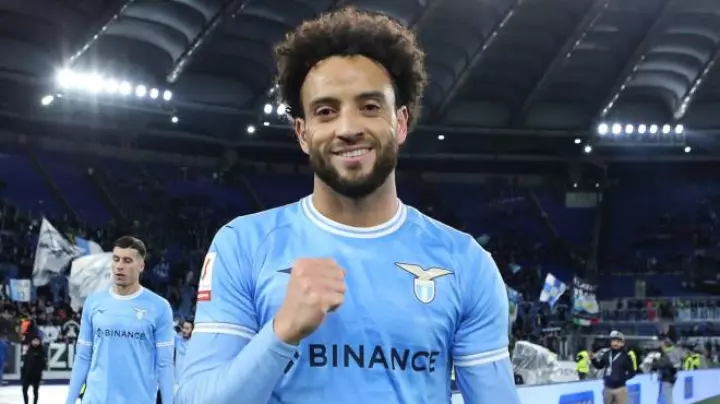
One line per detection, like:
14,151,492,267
65,236,175,404
174,320,193,389
177,8,519,404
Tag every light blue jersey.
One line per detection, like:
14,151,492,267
66,287,175,404
175,333,190,382
177,196,519,404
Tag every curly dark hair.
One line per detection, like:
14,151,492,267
274,7,427,128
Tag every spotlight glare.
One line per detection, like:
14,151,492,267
624,124,634,134
135,85,147,98
263,121,270,127
247,125,256,134
277,104,287,115
649,124,658,134
104,79,119,94
149,88,159,99
684,146,691,153
438,135,445,140
119,82,132,96
597,123,609,135
263,104,273,114
40,95,54,106
583,144,592,154
611,123,622,135
57,69,75,88
662,124,671,134
171,116,179,124
163,90,173,101
674,124,684,134
638,124,647,134
574,138,581,144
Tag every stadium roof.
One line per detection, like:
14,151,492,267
1,0,720,163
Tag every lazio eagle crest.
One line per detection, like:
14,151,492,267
395,263,453,304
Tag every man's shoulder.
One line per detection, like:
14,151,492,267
405,206,483,257
217,200,301,242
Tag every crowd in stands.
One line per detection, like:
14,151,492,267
1,148,720,370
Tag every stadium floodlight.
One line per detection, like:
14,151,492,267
597,123,609,135
277,103,287,115
624,124,634,134
437,135,445,140
247,125,256,134
40,95,55,106
638,124,647,134
171,116,179,124
583,144,592,154
264,104,273,114
674,124,684,134
54,68,173,105
119,82,132,96
574,138,581,144
684,146,691,153
649,124,658,134
611,123,622,135
263,121,270,127
662,124,671,134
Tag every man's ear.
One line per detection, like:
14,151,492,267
295,118,310,155
396,106,409,146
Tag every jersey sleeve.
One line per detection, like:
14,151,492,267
193,224,259,339
155,298,175,348
452,237,510,368
77,297,95,348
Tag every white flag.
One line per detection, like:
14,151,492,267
32,218,82,286
539,273,567,308
68,252,113,311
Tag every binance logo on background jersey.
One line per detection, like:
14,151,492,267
95,327,147,340
394,263,453,304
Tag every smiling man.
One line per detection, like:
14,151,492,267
177,8,519,404
65,236,175,404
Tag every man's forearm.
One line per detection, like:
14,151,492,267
176,321,297,404
157,347,175,404
66,345,92,404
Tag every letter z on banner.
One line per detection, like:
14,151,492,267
197,252,216,302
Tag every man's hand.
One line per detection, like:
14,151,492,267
274,258,346,345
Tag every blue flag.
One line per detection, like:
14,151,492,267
177,196,520,404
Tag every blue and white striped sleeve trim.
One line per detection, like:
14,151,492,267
454,347,510,368
156,340,175,348
193,323,256,340
77,339,92,347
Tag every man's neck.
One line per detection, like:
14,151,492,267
312,175,399,228
113,283,141,296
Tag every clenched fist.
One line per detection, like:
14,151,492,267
273,258,346,345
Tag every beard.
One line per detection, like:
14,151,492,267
309,137,398,200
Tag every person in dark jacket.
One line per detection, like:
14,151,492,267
592,331,636,404
21,335,46,404
651,337,683,404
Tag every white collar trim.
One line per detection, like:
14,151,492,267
301,195,407,239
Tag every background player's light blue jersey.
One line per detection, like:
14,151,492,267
175,333,190,382
66,287,175,404
177,196,520,404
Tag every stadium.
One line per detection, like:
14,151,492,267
1,0,720,402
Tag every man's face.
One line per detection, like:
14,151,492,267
181,322,193,338
112,247,144,287
31,338,40,347
295,55,409,199
610,339,624,350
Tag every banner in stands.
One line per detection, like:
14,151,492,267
5,342,76,380
38,320,80,343
572,276,600,326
